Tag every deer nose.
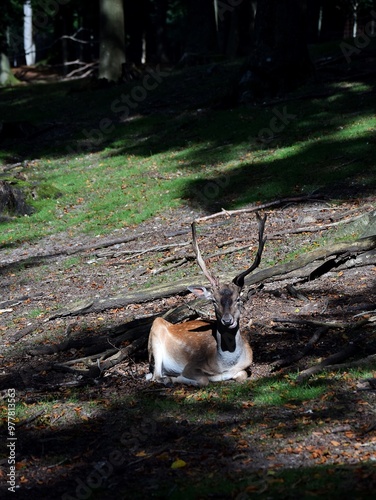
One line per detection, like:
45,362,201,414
221,314,233,326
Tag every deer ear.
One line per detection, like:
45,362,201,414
187,286,212,299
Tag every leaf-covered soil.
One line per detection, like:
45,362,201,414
1,197,376,499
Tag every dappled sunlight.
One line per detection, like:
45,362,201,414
2,2,376,495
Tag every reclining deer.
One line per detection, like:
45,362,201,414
147,213,267,386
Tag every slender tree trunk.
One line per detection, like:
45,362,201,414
99,0,126,81
306,0,321,43
320,0,347,41
234,0,314,102
53,4,74,73
146,0,169,63
23,1,35,65
78,0,100,62
124,0,148,65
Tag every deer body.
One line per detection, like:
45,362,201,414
147,213,266,386
148,314,253,386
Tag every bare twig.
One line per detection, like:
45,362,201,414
99,241,190,260
272,318,350,329
151,258,188,276
0,234,142,271
16,410,45,428
65,62,97,79
195,195,324,222
269,212,372,237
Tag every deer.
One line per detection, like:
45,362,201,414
147,212,267,386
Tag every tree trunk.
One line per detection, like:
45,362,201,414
184,0,217,55
216,0,256,57
78,0,100,63
124,0,148,65
146,0,170,63
23,1,35,65
99,0,126,81
234,0,314,102
306,0,321,43
320,0,347,41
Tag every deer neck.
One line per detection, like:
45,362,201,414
215,322,240,353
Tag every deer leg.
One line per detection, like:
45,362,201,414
181,364,210,386
147,329,165,382
233,370,249,382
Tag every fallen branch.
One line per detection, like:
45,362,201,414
150,258,188,276
47,235,376,320
11,322,42,342
272,326,329,370
297,355,376,386
269,212,370,237
46,300,204,379
195,195,325,222
272,318,351,330
273,317,370,331
0,234,142,271
244,235,376,287
97,241,190,259
296,343,359,383
16,410,45,428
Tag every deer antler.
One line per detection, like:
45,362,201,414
233,212,267,288
191,222,219,288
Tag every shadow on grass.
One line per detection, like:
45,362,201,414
2,374,375,500
1,278,375,499
1,53,375,219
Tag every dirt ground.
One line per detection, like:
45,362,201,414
1,197,376,499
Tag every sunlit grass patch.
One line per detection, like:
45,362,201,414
0,70,375,246
250,379,326,406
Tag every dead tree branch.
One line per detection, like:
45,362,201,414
195,195,325,222
245,235,376,287
46,235,376,320
0,234,142,272
296,343,359,383
269,212,370,237
44,300,205,379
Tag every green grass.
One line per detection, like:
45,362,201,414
27,308,44,319
1,60,375,247
109,369,375,499
121,375,329,426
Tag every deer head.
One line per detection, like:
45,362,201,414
188,212,267,339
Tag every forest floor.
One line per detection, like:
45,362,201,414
1,43,376,498
1,196,376,499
